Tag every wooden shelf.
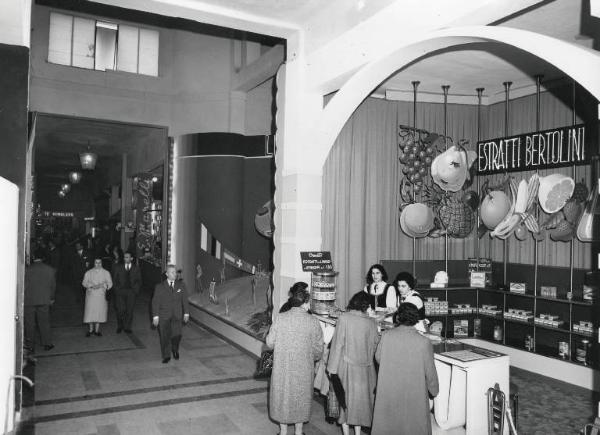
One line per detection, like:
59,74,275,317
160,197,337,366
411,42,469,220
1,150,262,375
414,286,598,369
534,323,570,333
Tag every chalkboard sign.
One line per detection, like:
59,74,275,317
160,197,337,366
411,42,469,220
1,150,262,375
477,124,590,174
300,251,333,272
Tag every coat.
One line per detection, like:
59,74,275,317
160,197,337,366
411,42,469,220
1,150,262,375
327,310,379,427
112,263,142,294
371,325,439,435
152,279,190,320
266,307,323,424
25,260,56,306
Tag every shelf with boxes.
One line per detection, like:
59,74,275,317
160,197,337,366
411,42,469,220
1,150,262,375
415,285,596,368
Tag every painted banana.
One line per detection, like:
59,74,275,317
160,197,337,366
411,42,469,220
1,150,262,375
491,179,519,239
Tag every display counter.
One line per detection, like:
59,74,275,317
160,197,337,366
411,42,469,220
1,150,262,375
314,314,510,435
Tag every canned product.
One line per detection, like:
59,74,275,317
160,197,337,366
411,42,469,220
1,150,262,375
576,339,590,365
493,325,503,341
558,341,569,359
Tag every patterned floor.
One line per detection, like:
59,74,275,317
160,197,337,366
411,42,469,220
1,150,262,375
18,282,596,434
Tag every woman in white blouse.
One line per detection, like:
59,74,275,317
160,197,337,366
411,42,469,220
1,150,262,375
82,257,113,337
363,264,397,311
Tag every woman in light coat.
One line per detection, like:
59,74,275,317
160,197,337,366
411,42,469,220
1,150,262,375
327,291,379,435
266,282,323,435
82,257,112,337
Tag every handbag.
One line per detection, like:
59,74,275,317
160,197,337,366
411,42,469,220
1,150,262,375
105,288,112,301
327,387,340,419
255,349,273,378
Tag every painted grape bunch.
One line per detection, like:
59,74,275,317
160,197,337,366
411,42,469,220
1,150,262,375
398,127,443,194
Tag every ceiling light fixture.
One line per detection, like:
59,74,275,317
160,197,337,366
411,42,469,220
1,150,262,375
61,183,71,193
80,142,98,170
58,190,66,198
69,171,82,184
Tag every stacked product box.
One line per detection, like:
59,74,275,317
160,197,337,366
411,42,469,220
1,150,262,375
479,304,502,316
424,297,448,315
504,308,534,322
540,286,558,298
573,320,594,335
449,304,475,314
534,313,564,328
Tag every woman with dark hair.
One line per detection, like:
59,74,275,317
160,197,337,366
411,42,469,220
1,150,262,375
392,271,427,331
371,304,439,435
267,282,324,435
327,291,379,435
363,264,397,310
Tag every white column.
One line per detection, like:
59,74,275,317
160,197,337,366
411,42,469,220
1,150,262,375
272,34,325,311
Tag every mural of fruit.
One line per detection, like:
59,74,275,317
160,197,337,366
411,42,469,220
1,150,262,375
480,190,511,230
538,174,575,214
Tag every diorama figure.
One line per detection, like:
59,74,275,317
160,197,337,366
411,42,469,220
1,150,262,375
195,264,203,293
209,277,218,304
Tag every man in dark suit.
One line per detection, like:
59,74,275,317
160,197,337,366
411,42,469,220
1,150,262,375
25,249,56,353
112,251,142,333
152,264,190,363
71,241,90,293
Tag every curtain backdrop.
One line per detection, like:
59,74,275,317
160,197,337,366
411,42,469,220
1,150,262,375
322,86,593,306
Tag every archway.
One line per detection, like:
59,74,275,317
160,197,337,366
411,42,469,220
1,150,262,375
314,25,600,168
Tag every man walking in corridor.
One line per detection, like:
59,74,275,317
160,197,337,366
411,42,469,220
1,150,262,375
25,249,56,354
152,264,190,363
112,251,141,333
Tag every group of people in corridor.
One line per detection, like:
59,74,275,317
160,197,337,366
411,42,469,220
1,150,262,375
24,240,190,364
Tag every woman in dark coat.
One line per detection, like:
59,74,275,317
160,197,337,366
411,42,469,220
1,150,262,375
327,292,379,435
371,303,439,435
266,282,323,435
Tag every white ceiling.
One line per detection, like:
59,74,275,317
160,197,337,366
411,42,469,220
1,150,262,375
375,0,593,100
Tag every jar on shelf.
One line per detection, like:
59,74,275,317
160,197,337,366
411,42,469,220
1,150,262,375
493,325,503,342
310,271,338,315
576,339,591,365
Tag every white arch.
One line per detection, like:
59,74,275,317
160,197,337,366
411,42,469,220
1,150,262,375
314,25,600,167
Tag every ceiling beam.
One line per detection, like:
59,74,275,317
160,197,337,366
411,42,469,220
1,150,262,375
232,44,284,92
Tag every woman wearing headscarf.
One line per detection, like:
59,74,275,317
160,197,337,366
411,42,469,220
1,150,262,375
82,257,113,337
327,291,379,435
363,264,397,311
371,303,439,435
266,282,324,435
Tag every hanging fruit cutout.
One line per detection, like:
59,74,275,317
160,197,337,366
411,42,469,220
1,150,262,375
480,191,511,230
430,144,477,192
538,174,575,214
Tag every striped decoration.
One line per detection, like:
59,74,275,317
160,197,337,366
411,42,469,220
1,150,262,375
199,223,256,274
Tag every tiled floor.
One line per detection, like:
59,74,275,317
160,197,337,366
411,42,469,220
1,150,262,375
20,282,597,434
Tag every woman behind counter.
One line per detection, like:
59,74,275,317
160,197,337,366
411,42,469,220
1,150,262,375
266,282,324,435
371,303,439,435
363,264,397,310
82,257,113,337
392,271,427,332
327,292,379,435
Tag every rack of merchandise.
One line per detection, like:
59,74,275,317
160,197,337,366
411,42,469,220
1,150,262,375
418,286,596,368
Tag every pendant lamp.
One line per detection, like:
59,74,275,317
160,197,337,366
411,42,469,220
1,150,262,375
80,143,97,170
61,183,71,193
58,190,66,198
69,171,82,184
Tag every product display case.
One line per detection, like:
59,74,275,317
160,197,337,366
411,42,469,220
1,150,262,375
310,271,337,315
416,285,597,368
